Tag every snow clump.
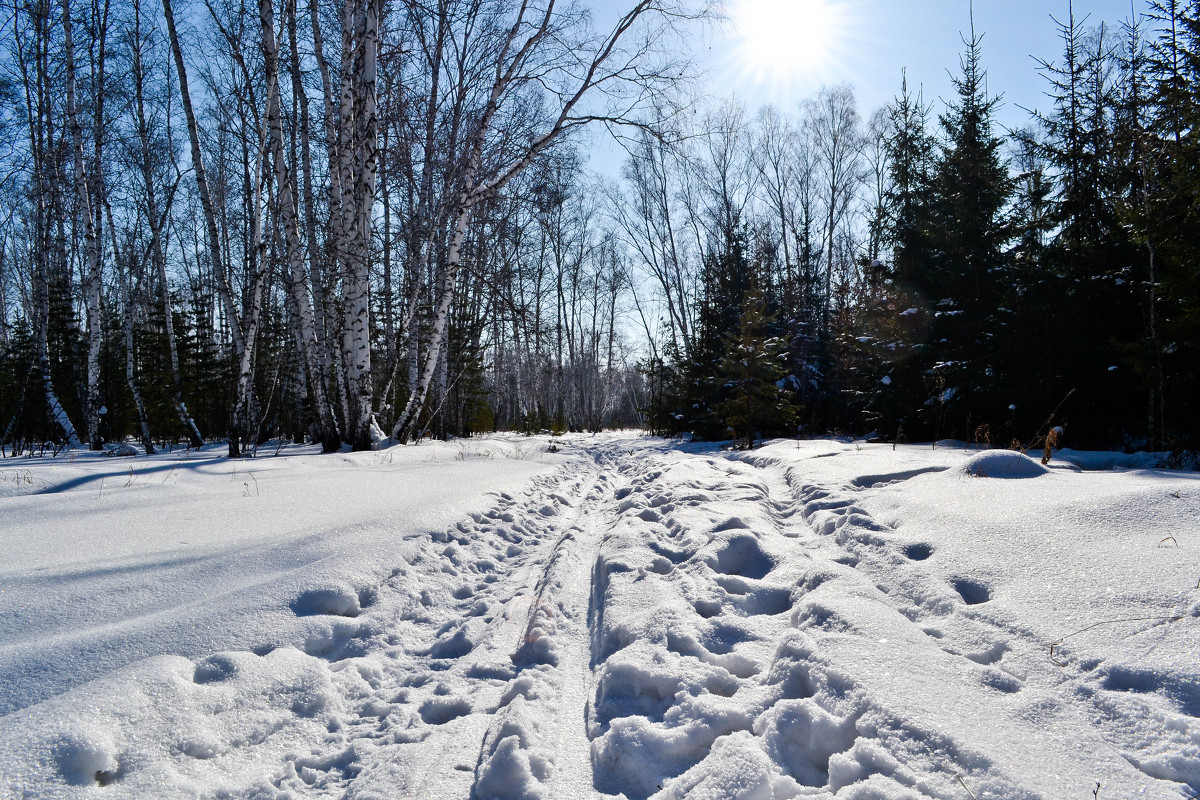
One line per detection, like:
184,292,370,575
961,450,1049,479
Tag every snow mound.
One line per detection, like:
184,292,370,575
961,450,1048,479
55,729,119,786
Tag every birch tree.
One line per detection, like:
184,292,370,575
392,0,698,443
15,0,81,447
259,0,341,450
62,0,106,449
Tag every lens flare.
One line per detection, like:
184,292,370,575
728,0,852,96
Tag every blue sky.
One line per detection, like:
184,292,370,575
586,0,1155,173
715,0,1152,127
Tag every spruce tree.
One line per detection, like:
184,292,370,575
867,74,939,438
714,283,798,449
1146,0,1200,448
686,223,753,440
1021,11,1140,447
926,23,1013,439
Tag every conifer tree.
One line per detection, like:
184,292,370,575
715,283,797,449
685,223,754,439
1146,0,1200,447
1019,10,1140,445
867,73,938,436
926,22,1013,438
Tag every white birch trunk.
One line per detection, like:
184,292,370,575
19,0,80,447
117,238,155,454
62,0,104,450
260,0,341,451
164,0,269,455
337,0,382,449
162,0,242,356
132,0,202,448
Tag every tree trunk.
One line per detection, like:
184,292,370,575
260,0,341,451
61,0,105,449
336,0,383,450
110,216,155,454
133,0,202,448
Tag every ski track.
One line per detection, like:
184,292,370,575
5,437,1199,799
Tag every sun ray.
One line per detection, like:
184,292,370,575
724,0,857,102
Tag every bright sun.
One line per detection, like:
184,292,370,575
732,0,847,90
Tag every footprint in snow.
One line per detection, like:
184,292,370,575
291,585,366,618
418,696,472,725
708,533,776,580
949,577,991,605
902,542,934,561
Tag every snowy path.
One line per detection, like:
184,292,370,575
2,435,1199,799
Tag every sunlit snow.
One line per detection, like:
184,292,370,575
1,434,1197,799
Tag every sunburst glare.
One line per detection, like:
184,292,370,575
725,0,855,99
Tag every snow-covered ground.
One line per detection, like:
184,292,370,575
1,434,1198,799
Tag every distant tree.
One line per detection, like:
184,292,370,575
804,84,864,332
715,285,797,449
685,223,753,439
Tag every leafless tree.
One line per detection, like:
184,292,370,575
804,83,865,328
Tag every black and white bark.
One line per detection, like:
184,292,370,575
132,0,202,447
15,0,81,447
338,0,384,450
62,0,106,449
260,0,341,451
107,205,155,454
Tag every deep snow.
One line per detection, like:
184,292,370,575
1,434,1198,799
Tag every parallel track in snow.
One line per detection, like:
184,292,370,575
5,437,1197,800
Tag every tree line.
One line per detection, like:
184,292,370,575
635,2,1200,453
0,0,1197,457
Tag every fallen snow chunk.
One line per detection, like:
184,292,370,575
659,731,781,799
291,585,362,617
179,732,224,760
474,735,546,800
826,737,909,792
961,450,1049,479
54,729,119,786
430,627,475,659
832,773,925,799
757,697,859,787
369,415,386,445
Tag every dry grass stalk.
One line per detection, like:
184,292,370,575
1042,427,1061,465
1049,614,1185,664
974,424,991,448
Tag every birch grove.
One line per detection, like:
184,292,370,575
0,0,695,453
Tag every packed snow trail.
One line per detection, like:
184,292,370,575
1,435,1198,799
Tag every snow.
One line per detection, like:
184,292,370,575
2,434,1199,799
960,449,1048,478
0,437,555,714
